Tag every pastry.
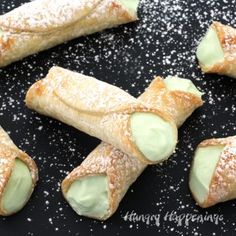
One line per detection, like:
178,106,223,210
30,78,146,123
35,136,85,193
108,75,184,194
61,76,203,220
197,21,236,78
138,76,203,127
189,136,236,208
0,126,38,216
0,0,139,67
25,66,178,164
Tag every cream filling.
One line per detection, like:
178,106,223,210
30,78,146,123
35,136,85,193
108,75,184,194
130,112,176,162
164,76,203,97
66,175,109,219
189,146,224,205
118,0,140,14
1,159,33,215
196,27,224,69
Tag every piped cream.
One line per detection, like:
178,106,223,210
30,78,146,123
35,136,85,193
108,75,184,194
164,76,203,97
189,145,224,204
1,159,33,215
119,0,140,14
130,112,177,162
66,175,109,219
196,27,224,69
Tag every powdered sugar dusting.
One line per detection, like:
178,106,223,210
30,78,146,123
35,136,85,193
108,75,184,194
1,0,101,31
0,0,235,235
49,67,138,113
208,136,236,203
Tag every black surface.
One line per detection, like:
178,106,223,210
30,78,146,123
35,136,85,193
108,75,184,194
0,0,236,235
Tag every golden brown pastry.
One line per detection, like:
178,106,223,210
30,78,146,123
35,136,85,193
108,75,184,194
0,0,139,67
61,76,203,220
197,21,236,78
189,136,236,208
0,126,38,216
25,67,178,165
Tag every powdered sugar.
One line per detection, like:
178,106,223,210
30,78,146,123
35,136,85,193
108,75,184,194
0,0,235,235
1,0,101,32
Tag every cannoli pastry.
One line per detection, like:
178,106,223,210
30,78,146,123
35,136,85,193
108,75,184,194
189,136,236,208
26,66,178,164
197,21,236,78
0,0,139,67
61,76,203,220
0,126,38,216
138,76,203,127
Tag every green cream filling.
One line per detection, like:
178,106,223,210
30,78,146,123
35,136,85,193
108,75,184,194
1,159,33,215
189,146,224,204
119,0,140,14
196,27,224,69
66,175,109,219
130,112,176,162
164,76,203,97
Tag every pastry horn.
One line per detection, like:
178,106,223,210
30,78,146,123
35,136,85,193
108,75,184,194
0,0,139,67
25,66,178,165
0,126,38,216
197,21,236,79
189,135,236,208
61,76,203,220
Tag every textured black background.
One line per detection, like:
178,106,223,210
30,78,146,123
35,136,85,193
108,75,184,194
0,0,236,235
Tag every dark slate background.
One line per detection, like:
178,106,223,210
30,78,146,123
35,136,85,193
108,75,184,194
0,0,235,235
